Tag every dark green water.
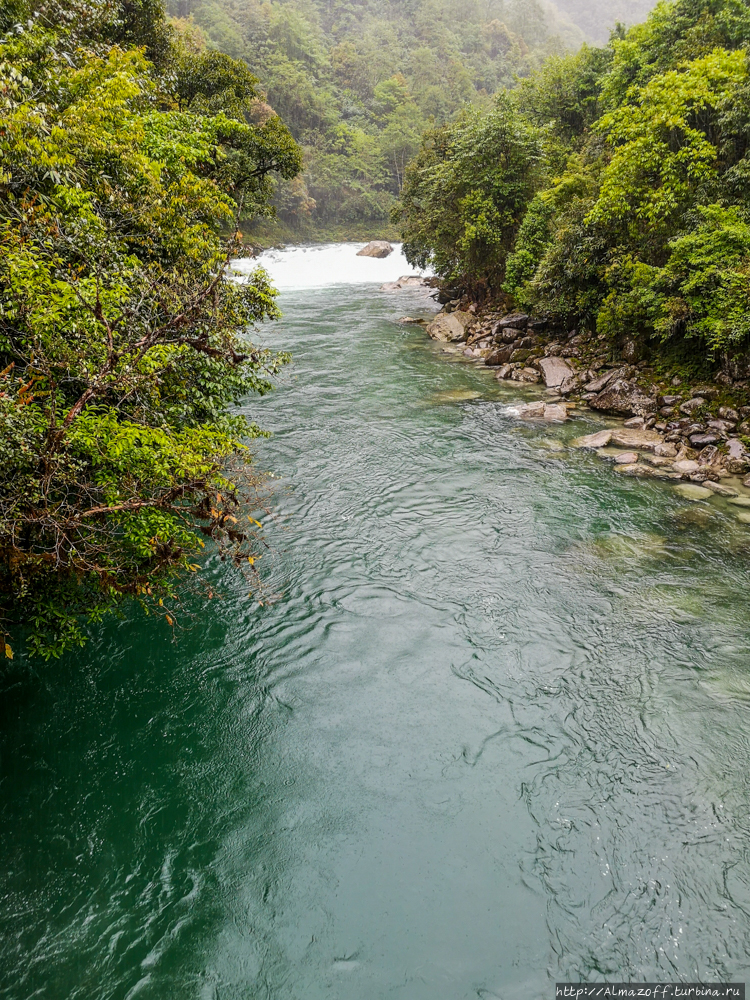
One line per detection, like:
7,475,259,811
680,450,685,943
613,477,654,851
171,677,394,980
3,248,750,999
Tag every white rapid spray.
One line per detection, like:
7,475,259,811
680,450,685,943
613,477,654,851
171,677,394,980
232,242,431,291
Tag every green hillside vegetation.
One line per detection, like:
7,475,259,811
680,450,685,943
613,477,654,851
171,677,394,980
170,0,589,237
0,0,301,657
398,0,750,366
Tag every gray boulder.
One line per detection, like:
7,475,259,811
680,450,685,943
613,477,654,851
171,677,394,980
610,427,662,451
679,397,706,415
427,311,472,343
589,379,658,418
538,357,575,388
357,240,393,258
496,312,529,329
584,368,625,393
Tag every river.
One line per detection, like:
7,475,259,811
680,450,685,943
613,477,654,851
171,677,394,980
2,244,750,999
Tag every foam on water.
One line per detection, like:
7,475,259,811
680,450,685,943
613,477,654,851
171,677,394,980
232,241,431,290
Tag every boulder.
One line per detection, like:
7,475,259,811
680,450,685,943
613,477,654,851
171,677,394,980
496,313,529,329
697,444,720,466
673,459,700,474
559,373,585,396
572,429,612,449
624,416,645,428
609,428,662,451
654,441,678,458
719,406,740,422
679,397,706,415
584,368,625,393
689,433,719,447
543,403,568,422
427,311,472,343
707,418,735,433
510,348,533,363
485,346,513,366
511,367,540,383
589,379,658,418
514,401,546,419
614,451,639,464
357,240,393,258
538,357,575,388
396,275,427,287
727,438,749,473
692,385,719,400
495,365,513,380
494,326,525,344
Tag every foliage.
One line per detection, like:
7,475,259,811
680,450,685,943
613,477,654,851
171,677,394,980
397,0,750,363
398,98,544,287
169,0,590,233
0,9,301,657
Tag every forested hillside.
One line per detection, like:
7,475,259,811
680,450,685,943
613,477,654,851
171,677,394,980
398,0,750,372
169,0,593,235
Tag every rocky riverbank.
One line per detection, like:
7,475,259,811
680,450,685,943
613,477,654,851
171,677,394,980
395,285,750,503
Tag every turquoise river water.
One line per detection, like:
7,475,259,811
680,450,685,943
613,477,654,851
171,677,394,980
2,244,750,999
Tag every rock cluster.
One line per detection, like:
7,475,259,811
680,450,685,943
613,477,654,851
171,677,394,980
423,300,750,483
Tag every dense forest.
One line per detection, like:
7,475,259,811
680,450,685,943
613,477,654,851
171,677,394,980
399,0,750,368
169,0,632,235
0,0,302,657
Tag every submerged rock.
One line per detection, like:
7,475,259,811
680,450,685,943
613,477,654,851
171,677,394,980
572,429,612,449
702,480,739,497
357,240,393,258
675,483,713,500
728,496,750,508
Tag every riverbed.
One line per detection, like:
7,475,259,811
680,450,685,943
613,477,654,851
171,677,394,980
2,244,750,999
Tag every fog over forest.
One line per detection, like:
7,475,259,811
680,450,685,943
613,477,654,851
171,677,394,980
167,0,661,237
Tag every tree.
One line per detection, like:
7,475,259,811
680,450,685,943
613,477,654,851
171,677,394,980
0,20,302,658
398,96,544,289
